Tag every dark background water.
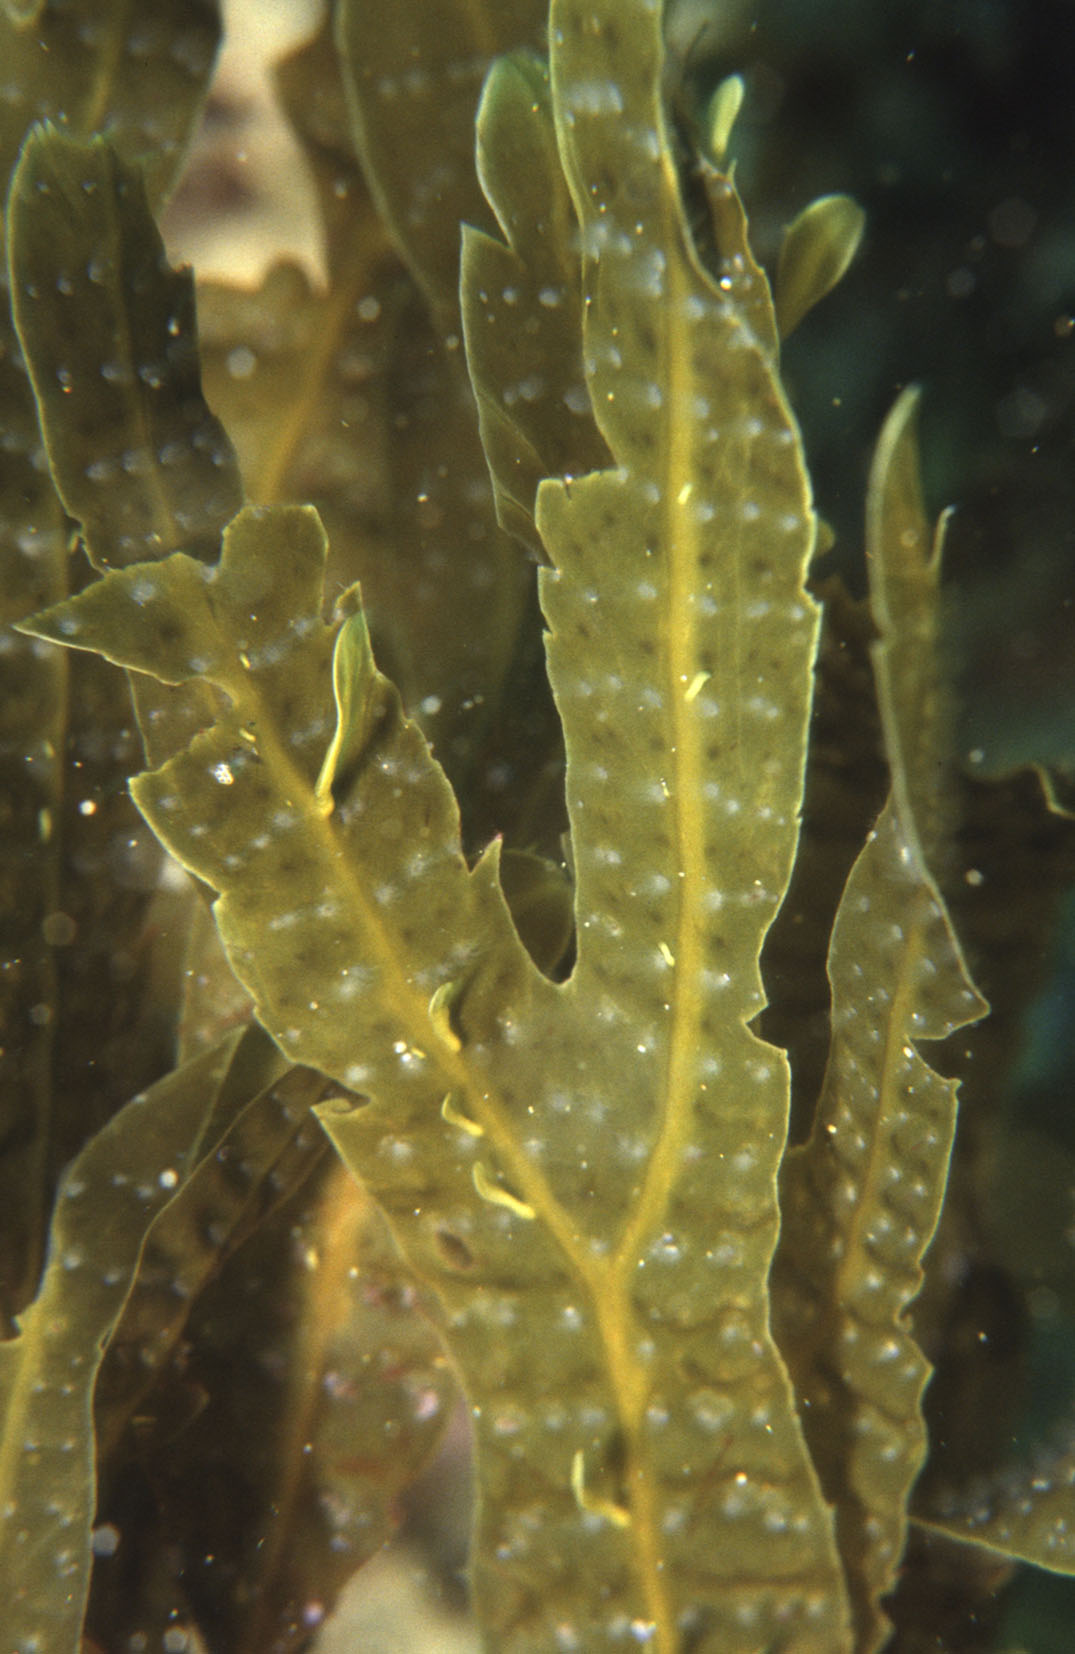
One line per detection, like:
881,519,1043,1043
671,0,1075,786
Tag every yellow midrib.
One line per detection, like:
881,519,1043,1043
609,199,708,1301
587,184,716,1654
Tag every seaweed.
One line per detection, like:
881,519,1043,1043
2,1,1074,1650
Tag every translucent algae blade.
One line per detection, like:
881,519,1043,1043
16,500,539,1094
462,50,610,554
17,505,342,816
0,1033,243,1654
864,387,954,865
91,1031,319,1463
916,1442,1075,1575
0,0,221,1316
334,0,547,331
91,1155,460,1651
773,391,988,1652
513,0,849,1645
0,0,220,211
8,129,242,572
867,400,1075,1585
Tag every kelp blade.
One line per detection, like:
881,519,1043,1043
91,1030,315,1462
0,0,220,208
0,0,221,1317
92,1152,460,1650
461,49,608,555
334,0,547,330
773,392,988,1650
491,0,851,1643
0,1034,243,1653
8,127,242,572
916,1445,1075,1575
